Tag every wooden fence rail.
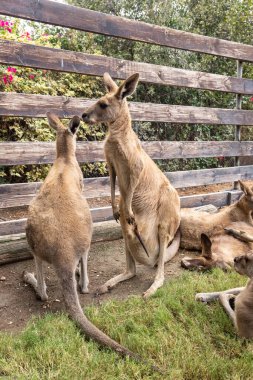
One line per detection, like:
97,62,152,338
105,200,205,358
2,93,253,125
1,40,253,95
1,141,253,166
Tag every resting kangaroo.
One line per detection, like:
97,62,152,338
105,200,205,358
82,73,180,298
196,251,253,339
24,112,140,360
181,181,253,270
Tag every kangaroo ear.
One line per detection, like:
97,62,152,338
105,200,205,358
46,112,62,131
116,73,139,100
103,72,118,93
239,180,253,196
201,233,212,258
68,116,80,135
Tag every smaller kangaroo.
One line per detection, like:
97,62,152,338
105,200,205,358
196,251,253,339
24,112,140,360
181,222,253,271
82,73,180,298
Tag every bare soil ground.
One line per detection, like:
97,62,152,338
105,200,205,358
0,239,191,333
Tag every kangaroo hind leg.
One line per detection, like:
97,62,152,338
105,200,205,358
23,256,48,301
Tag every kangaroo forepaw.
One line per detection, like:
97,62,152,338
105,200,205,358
126,215,135,225
113,211,120,223
96,284,110,295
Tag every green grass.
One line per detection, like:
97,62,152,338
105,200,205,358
1,270,253,380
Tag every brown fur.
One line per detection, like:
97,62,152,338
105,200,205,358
181,181,253,270
82,73,180,298
24,112,140,360
196,252,253,339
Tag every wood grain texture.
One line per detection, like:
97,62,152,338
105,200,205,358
2,93,253,125
0,190,243,236
0,166,250,209
1,0,253,62
2,141,253,166
1,40,253,94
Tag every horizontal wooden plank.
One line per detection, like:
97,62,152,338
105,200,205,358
2,141,253,166
0,166,251,209
1,40,253,95
1,1,253,62
2,93,253,125
0,190,243,236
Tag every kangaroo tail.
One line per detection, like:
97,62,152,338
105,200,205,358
58,269,162,373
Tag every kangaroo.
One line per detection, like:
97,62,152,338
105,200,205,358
181,222,253,271
82,73,180,298
180,181,253,270
181,181,253,251
23,112,141,361
196,251,253,339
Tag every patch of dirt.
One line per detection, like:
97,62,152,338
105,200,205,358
0,239,194,333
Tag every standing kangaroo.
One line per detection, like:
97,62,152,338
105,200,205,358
24,112,140,360
82,73,180,298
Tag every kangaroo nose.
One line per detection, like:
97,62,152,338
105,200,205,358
234,256,240,263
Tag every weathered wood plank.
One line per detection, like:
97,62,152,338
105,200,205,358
1,40,253,95
0,220,123,265
2,93,253,125
2,141,253,166
0,190,243,237
0,166,252,209
1,0,253,62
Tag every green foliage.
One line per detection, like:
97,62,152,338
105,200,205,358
1,0,253,183
1,269,253,379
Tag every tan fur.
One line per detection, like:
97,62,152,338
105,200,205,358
181,181,253,270
181,181,253,250
24,112,140,360
196,252,253,339
82,73,180,298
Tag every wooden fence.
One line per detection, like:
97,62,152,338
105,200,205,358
1,0,253,239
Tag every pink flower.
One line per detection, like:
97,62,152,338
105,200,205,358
6,27,12,33
0,20,5,27
29,74,35,80
250,97,253,102
2,75,8,85
8,74,13,83
7,67,16,73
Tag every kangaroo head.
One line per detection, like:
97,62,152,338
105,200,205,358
46,112,81,157
234,253,253,277
239,180,253,208
181,233,215,271
82,72,139,126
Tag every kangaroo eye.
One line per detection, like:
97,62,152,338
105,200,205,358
100,103,108,109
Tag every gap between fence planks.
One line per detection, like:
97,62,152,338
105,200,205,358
2,93,253,125
1,40,253,95
1,0,253,62
2,141,253,166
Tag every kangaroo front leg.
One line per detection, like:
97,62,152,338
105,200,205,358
97,245,136,294
219,293,237,327
79,249,89,294
23,256,48,301
196,287,245,303
143,227,168,299
108,162,119,222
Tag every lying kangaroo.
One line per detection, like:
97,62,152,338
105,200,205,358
181,222,253,271
82,73,180,298
196,251,253,339
24,112,139,360
181,181,253,270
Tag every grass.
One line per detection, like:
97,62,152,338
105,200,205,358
1,269,253,380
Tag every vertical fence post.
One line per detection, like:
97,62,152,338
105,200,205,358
234,60,243,190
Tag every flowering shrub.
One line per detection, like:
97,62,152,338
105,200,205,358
0,17,107,183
